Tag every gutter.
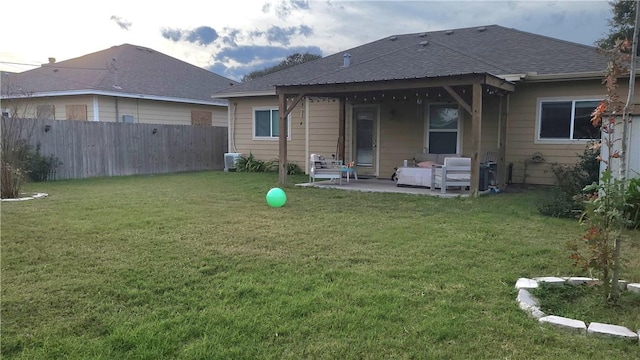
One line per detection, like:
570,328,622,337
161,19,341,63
211,90,276,99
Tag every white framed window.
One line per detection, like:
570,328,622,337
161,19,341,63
536,98,602,143
425,103,461,154
252,107,290,140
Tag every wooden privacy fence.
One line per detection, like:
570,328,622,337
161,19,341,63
2,117,228,180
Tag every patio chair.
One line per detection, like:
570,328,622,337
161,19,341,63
309,154,343,185
431,157,472,194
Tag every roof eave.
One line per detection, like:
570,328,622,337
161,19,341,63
211,90,276,99
522,71,606,82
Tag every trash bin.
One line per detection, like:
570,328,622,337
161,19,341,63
479,164,489,191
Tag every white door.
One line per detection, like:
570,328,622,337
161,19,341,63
353,106,379,176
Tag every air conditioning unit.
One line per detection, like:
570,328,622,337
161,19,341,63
224,153,242,172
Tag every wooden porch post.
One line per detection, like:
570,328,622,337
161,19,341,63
497,94,509,189
470,82,482,198
278,94,288,184
277,93,306,185
338,97,346,162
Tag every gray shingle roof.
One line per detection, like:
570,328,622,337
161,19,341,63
216,25,609,96
2,44,237,105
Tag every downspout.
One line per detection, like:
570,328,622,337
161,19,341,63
229,102,237,153
93,96,100,121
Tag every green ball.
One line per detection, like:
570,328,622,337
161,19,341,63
266,187,287,207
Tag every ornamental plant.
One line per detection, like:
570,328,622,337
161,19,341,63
567,38,636,304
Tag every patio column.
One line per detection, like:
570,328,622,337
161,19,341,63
338,97,346,162
278,94,288,184
497,94,509,189
278,93,306,185
470,82,482,198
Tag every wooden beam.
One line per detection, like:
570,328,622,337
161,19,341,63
444,86,472,115
278,94,287,185
338,97,346,162
497,94,509,189
276,74,487,95
470,82,482,198
283,93,305,118
275,73,515,96
483,74,516,92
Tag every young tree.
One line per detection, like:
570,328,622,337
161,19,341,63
597,0,640,55
570,11,638,302
241,52,321,82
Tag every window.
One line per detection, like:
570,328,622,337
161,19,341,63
122,115,134,123
191,110,212,126
538,99,601,141
253,108,289,139
66,105,87,121
426,104,460,154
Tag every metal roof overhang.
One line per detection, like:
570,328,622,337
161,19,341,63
275,73,515,97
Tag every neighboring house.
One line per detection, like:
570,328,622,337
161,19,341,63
213,25,639,190
1,44,237,126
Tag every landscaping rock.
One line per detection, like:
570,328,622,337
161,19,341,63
617,280,628,291
515,278,538,289
517,289,545,319
587,322,638,340
566,277,598,285
627,283,640,294
534,277,565,286
539,315,586,334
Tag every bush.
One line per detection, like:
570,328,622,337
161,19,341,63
538,143,600,218
626,177,640,229
25,144,60,182
236,152,267,172
236,152,301,175
1,138,31,198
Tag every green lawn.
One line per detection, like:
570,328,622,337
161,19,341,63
1,171,639,359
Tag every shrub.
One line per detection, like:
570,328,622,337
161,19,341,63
236,152,267,172
25,144,60,182
235,152,301,175
1,138,31,198
626,177,640,229
538,143,600,218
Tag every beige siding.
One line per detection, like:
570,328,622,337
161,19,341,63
97,97,226,126
372,97,500,178
505,79,640,185
5,95,226,126
229,96,310,170
375,101,424,176
5,95,95,120
308,98,341,170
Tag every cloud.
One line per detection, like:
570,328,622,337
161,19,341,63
250,25,313,45
161,26,219,45
187,26,219,45
222,28,241,46
211,44,322,80
261,0,311,19
110,15,132,31
161,28,182,42
216,44,321,63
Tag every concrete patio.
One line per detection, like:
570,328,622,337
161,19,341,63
295,177,489,198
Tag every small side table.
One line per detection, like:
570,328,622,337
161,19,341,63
341,166,358,183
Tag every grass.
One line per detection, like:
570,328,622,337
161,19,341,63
1,171,639,359
533,282,640,327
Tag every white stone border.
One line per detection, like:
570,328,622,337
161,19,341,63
516,277,640,343
1,192,48,202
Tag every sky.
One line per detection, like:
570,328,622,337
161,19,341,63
1,0,615,81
